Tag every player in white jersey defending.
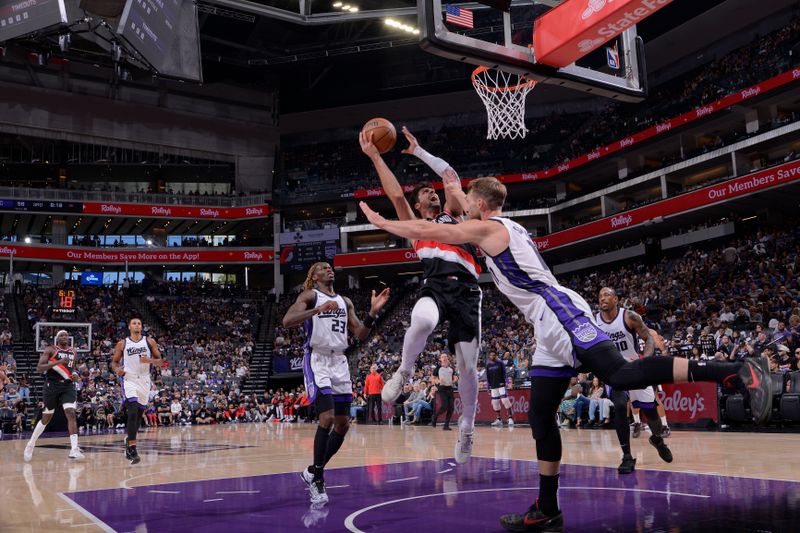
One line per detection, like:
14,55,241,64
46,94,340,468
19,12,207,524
596,287,671,474
25,329,84,461
360,176,772,532
360,128,482,463
283,262,390,506
111,318,162,465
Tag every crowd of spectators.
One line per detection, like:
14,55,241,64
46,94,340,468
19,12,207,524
63,235,269,248
278,17,800,200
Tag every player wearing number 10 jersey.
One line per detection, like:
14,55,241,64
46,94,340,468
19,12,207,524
282,262,390,507
25,329,83,461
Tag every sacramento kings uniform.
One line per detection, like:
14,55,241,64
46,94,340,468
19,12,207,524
44,346,78,411
414,211,483,349
595,309,657,406
303,289,352,403
486,357,509,401
484,217,609,370
122,336,152,406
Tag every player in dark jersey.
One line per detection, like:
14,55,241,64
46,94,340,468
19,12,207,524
486,351,514,427
361,127,481,463
24,329,83,461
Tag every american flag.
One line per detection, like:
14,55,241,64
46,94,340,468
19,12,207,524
446,4,473,29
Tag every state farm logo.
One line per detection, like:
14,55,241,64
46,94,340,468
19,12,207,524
656,122,672,133
610,214,633,228
658,389,705,419
581,0,612,20
200,209,220,217
557,163,570,172
695,105,714,118
101,204,122,214
587,150,600,160
245,207,264,216
151,206,171,216
740,87,760,99
244,252,263,260
620,137,634,147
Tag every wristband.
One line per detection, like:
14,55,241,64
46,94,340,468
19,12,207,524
363,314,377,329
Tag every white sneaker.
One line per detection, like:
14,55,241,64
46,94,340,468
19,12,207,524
507,418,515,427
69,448,85,460
491,419,503,428
454,428,474,464
381,370,410,403
301,467,329,505
24,442,34,462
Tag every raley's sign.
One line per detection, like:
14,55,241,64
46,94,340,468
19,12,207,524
0,244,274,264
533,0,674,68
337,158,800,266
81,203,272,220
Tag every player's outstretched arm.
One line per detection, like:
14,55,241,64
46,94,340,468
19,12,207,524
360,201,502,250
345,289,390,340
360,131,416,221
400,127,466,217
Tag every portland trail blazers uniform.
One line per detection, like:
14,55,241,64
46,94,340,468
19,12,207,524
595,308,656,407
44,346,78,412
122,336,152,406
484,216,609,372
303,289,352,404
414,211,483,349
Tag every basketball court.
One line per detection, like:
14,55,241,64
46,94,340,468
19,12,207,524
2,424,797,532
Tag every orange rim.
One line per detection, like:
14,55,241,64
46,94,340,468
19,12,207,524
471,66,536,93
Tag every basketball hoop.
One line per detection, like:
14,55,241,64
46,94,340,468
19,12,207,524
471,66,536,140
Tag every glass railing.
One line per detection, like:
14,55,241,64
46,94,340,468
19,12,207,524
0,186,270,207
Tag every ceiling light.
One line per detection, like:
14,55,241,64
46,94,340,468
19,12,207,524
24,236,31,243
348,6,358,11
333,1,342,5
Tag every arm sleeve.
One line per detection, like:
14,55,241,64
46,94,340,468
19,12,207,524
413,146,450,178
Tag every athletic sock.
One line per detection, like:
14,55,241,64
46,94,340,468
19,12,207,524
29,421,47,446
688,360,741,384
323,429,346,466
632,413,641,424
660,416,668,426
126,404,140,443
313,426,330,479
70,434,78,450
538,474,560,516
620,443,631,456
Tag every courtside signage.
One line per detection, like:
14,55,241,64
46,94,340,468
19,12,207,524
0,245,274,264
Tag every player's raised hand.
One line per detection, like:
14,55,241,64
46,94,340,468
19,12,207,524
316,300,340,314
359,202,386,227
400,126,419,155
359,131,380,159
370,288,391,315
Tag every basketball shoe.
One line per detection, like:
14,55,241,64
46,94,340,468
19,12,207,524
381,369,410,403
500,499,563,532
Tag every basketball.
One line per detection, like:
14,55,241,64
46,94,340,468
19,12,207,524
362,117,396,154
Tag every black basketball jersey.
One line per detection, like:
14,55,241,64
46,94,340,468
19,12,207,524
413,211,482,281
46,347,76,383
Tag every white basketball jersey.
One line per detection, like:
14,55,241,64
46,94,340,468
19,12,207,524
595,309,639,361
305,289,348,355
123,336,152,378
484,217,593,318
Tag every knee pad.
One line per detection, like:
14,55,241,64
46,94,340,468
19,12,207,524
62,403,77,411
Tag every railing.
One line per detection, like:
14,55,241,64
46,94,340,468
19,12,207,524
0,186,270,207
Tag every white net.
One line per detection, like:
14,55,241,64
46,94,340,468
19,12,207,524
471,66,536,140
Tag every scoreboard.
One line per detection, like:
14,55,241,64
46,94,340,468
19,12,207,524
52,288,78,321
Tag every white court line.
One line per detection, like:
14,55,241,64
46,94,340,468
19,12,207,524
203,498,224,503
437,469,453,474
385,476,418,484
343,486,711,533
148,490,180,494
215,490,260,495
57,493,116,533
326,485,350,489
486,469,501,473
70,523,96,528
447,462,457,467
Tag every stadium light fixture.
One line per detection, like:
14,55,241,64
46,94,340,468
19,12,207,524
24,237,31,243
